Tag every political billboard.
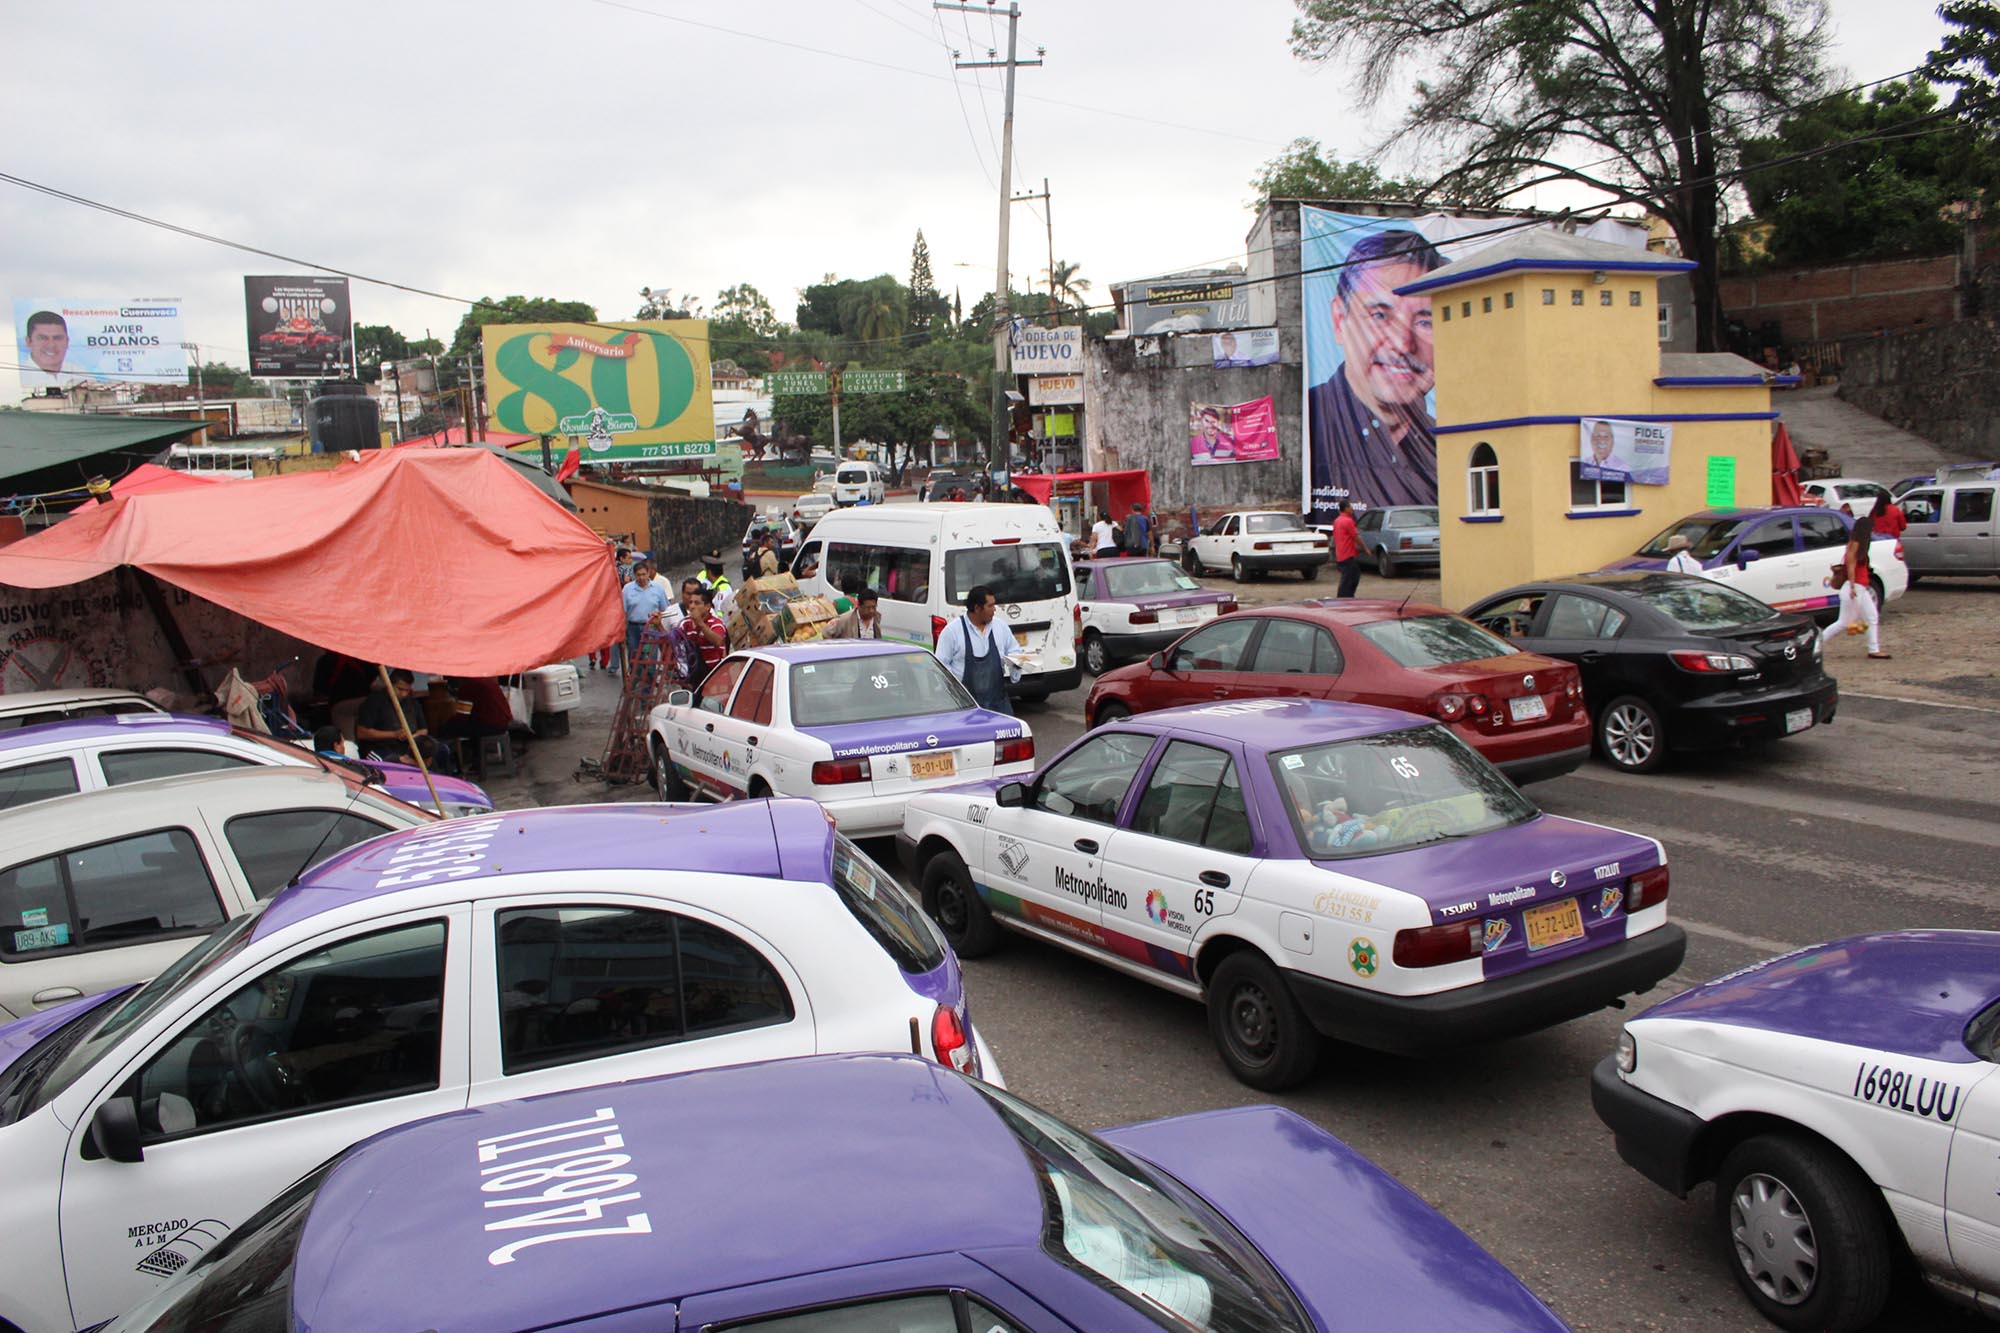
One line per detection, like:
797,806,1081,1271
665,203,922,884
1211,328,1278,367
14,298,186,388
245,275,352,378
1579,417,1671,486
485,320,714,461
1188,396,1279,467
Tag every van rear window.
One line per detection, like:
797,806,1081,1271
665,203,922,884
946,542,1071,604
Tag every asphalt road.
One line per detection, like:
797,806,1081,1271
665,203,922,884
914,676,2000,1332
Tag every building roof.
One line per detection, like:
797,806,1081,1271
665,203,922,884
0,410,205,495
1655,352,1790,387
1396,230,1696,296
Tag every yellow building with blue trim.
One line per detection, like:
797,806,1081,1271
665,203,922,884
1399,232,1785,607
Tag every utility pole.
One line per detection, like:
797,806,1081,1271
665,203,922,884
1012,178,1054,324
938,0,1040,486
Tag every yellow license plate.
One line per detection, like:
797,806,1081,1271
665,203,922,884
1522,897,1585,951
910,752,957,779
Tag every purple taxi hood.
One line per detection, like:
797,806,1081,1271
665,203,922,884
0,986,126,1075
365,758,492,811
1100,1106,1568,1331
1635,929,2000,1064
1324,813,1659,922
802,709,1025,761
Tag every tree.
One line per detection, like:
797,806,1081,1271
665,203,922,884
1044,260,1092,319
635,287,702,320
713,284,778,335
192,361,256,396
1247,137,1424,205
1739,79,2000,265
449,295,597,356
1929,2,2000,121
1289,0,1833,352
908,230,945,334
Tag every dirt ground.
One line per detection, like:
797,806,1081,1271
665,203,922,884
1191,563,2000,710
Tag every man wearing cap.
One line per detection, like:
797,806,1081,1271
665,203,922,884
1665,534,1705,576
697,551,735,618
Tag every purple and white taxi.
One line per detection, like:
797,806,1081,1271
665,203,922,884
99,1052,1571,1333
1076,556,1238,675
902,698,1686,1089
0,802,994,1333
1594,931,2000,1332
0,712,494,818
647,640,1034,836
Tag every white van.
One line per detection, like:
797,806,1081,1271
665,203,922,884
832,460,887,506
792,502,1082,699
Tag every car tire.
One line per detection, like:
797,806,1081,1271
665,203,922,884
1597,694,1667,774
1231,555,1248,583
1082,630,1109,675
1376,548,1395,578
1869,576,1885,608
650,741,688,801
1092,700,1132,728
1906,571,1922,588
1301,562,1320,581
921,848,1001,956
1183,549,1202,576
1206,951,1319,1090
1715,1135,1892,1333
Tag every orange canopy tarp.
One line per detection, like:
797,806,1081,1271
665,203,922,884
1009,470,1153,516
0,447,620,675
77,463,222,509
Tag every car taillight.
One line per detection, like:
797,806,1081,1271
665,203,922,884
1466,694,1489,717
998,737,1034,764
1393,921,1483,968
1431,692,1467,721
1565,676,1582,698
930,615,948,645
1218,600,1238,614
1311,537,1328,547
1670,650,1754,673
1072,603,1082,637
1894,540,1905,562
931,1005,976,1073
1253,541,1274,551
1628,865,1669,911
809,757,872,785
1129,610,1158,625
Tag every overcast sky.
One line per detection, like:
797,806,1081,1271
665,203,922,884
1,0,1954,386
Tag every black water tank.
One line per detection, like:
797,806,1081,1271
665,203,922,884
308,386,381,453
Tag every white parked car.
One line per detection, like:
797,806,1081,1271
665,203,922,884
0,689,164,732
0,801,996,1333
1181,510,1329,582
647,641,1034,835
1801,478,1893,518
1594,930,2000,1332
0,767,433,1023
831,460,886,506
790,491,836,528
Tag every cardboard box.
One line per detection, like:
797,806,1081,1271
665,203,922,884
726,573,839,648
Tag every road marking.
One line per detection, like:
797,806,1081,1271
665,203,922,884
1676,917,1801,956
1842,690,2000,716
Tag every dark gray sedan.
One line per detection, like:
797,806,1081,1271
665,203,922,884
1358,505,1440,576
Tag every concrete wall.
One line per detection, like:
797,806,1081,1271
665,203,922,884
645,493,754,572
1721,254,1961,342
1839,305,2000,459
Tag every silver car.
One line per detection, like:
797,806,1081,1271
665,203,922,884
1357,505,1441,577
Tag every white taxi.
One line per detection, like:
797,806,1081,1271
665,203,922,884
0,801,994,1333
1076,556,1237,674
1593,930,2000,1332
647,640,1034,836
1181,510,1329,582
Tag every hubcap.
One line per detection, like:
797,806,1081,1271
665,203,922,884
1729,1172,1817,1306
1086,637,1105,672
1605,704,1656,767
1227,982,1276,1061
935,875,969,932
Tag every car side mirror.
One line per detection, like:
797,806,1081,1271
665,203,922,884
1737,549,1761,568
667,689,693,707
995,781,1028,808
89,1097,144,1163
1148,652,1167,671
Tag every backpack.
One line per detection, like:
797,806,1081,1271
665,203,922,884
1122,513,1149,554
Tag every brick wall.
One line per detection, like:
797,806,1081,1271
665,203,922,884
1722,254,1961,342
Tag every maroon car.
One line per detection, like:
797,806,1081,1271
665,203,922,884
1083,599,1592,783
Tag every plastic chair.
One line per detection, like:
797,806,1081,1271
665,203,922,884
477,733,516,779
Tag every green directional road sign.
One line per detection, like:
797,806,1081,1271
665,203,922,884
767,371,830,396
841,369,906,394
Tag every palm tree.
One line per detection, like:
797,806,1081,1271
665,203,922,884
1044,260,1092,319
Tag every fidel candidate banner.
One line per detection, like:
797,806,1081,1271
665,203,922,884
1579,417,1671,486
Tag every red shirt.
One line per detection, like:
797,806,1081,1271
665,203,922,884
1873,502,1907,538
457,676,512,730
1332,512,1363,562
690,613,727,667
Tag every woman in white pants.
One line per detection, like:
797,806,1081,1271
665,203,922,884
1821,514,1889,659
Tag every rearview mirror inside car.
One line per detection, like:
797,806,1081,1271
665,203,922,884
995,781,1028,807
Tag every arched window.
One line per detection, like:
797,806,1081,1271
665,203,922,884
1468,442,1501,515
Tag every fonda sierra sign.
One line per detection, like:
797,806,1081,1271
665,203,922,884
485,320,714,461
1010,324,1082,373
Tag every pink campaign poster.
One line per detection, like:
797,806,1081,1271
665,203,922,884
1188,396,1279,466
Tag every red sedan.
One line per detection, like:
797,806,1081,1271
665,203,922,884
1083,599,1592,783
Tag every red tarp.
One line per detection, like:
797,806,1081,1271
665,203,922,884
1772,423,1805,507
0,447,621,675
77,463,222,508
1009,470,1153,517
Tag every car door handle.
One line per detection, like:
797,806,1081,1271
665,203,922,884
1579,651,1603,662
704,723,715,732
747,736,758,746
32,987,81,1006
1199,871,1231,888
1211,687,1230,697
1073,838,1099,854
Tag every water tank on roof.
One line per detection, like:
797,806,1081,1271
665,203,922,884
308,387,381,453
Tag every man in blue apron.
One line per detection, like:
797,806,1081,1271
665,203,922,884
936,584,1020,715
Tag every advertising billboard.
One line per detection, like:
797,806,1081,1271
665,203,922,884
1300,207,1649,523
1580,417,1671,486
1121,273,1251,334
1188,397,1279,467
245,276,352,378
13,298,186,388
1010,324,1082,374
1028,374,1082,406
485,320,714,461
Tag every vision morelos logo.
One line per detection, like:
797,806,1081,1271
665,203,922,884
1145,889,1168,924
1054,866,1126,909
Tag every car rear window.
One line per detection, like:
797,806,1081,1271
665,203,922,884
1272,726,1538,859
1386,508,1438,528
1244,513,1306,534
1102,561,1199,598
790,651,973,726
1357,614,1517,667
1622,581,1779,631
1637,517,1744,559
945,541,1072,604
830,837,945,973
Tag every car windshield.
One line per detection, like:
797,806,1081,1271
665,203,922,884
968,1079,1310,1333
1621,580,1780,631
100,1161,332,1332
1357,614,1517,667
1636,517,1745,559
229,726,380,784
1385,508,1438,528
1244,513,1306,534
15,911,263,1120
790,651,976,726
1272,726,1538,859
1103,562,1200,598
945,541,1072,604
829,836,946,974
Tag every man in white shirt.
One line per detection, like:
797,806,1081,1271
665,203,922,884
935,584,1020,714
1665,534,1705,576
